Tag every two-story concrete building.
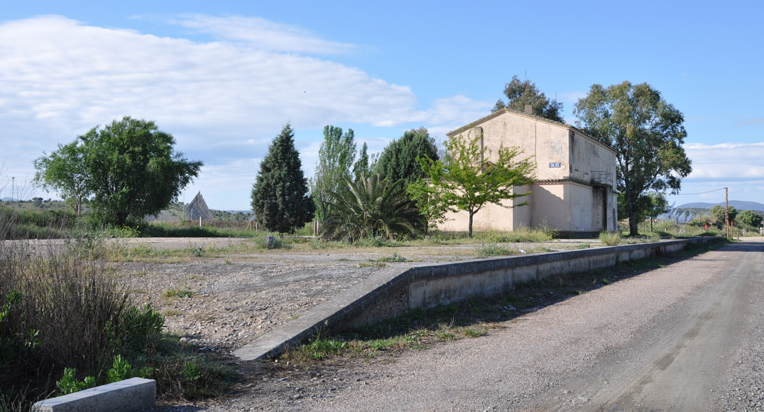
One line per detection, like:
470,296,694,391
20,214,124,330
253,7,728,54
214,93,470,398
438,108,618,236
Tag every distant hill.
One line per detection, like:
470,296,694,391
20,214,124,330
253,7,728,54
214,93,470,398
678,200,764,212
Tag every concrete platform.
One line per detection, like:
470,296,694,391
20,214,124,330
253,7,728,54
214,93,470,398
32,378,155,412
234,238,718,361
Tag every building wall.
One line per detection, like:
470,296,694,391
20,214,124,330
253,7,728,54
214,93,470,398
439,110,618,234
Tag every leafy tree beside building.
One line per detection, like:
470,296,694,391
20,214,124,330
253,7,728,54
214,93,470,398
575,81,692,236
251,123,314,234
413,134,535,238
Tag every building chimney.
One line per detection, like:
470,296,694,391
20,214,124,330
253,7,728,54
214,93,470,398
524,104,533,115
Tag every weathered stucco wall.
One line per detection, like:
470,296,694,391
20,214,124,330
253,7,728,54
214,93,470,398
438,109,618,234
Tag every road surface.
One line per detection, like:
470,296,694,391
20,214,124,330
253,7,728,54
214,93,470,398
293,239,764,411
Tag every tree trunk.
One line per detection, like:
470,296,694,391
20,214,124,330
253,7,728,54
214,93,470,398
628,208,639,236
468,211,474,238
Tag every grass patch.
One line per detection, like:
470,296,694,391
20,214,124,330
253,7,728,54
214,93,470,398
162,288,195,299
358,262,386,268
476,243,516,257
377,253,408,263
599,231,622,246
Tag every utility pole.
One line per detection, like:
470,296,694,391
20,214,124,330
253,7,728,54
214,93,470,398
11,176,14,203
725,187,730,241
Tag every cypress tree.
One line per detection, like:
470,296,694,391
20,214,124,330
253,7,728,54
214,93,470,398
376,127,439,185
251,124,314,234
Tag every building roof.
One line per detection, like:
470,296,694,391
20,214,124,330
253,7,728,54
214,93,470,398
447,108,616,155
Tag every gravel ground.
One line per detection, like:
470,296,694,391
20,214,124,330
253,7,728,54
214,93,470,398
135,238,764,412
112,237,594,350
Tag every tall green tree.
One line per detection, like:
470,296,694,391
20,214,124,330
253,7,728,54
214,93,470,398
574,81,692,236
34,141,89,215
321,174,419,241
415,134,535,237
352,142,371,182
312,126,356,222
710,205,737,228
375,127,439,185
644,192,670,232
251,124,314,234
39,116,202,226
737,210,762,229
492,75,564,122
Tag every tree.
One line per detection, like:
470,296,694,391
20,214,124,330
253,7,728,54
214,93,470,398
46,117,202,226
711,205,737,228
375,127,439,185
574,81,692,236
643,192,670,232
416,134,535,237
312,126,356,222
34,141,89,215
251,124,314,234
407,178,451,236
492,75,564,122
321,174,419,241
737,210,762,229
352,142,371,182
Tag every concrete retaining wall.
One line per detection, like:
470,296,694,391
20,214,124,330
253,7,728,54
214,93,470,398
234,237,716,361
32,378,155,412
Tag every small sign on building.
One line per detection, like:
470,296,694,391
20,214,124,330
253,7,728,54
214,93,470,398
549,162,561,168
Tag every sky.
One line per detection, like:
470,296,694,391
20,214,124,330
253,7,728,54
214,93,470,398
1,0,763,211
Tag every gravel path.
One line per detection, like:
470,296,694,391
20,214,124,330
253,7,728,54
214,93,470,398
155,238,764,411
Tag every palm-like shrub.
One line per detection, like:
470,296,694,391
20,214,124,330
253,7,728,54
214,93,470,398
321,174,420,241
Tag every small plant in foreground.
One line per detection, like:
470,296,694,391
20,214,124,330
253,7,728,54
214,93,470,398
599,231,622,246
476,243,516,257
377,253,408,262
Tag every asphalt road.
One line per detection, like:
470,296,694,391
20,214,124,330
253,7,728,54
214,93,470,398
298,239,764,411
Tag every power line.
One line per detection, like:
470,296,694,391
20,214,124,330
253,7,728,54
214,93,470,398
672,188,727,196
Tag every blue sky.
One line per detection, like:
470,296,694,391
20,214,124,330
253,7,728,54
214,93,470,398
1,1,763,211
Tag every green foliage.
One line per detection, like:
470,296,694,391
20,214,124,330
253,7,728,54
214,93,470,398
599,231,622,246
375,127,439,185
0,239,232,405
34,141,90,216
50,116,204,226
321,174,420,241
251,124,314,234
416,134,535,237
476,243,516,257
57,368,96,395
312,125,357,222
353,142,371,182
575,81,692,236
711,205,737,228
492,75,564,122
737,210,762,228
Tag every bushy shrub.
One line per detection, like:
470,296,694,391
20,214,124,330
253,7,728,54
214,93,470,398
0,213,233,406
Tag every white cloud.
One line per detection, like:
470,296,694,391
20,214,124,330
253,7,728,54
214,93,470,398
0,15,492,209
170,14,358,55
0,15,419,145
684,142,764,180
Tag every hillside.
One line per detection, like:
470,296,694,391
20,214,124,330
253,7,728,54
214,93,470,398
678,200,764,212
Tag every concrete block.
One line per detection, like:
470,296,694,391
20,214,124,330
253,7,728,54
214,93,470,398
32,378,155,412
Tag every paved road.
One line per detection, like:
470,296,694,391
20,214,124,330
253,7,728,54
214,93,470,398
299,239,764,411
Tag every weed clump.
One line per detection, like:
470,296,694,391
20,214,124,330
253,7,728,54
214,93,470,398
0,216,233,407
